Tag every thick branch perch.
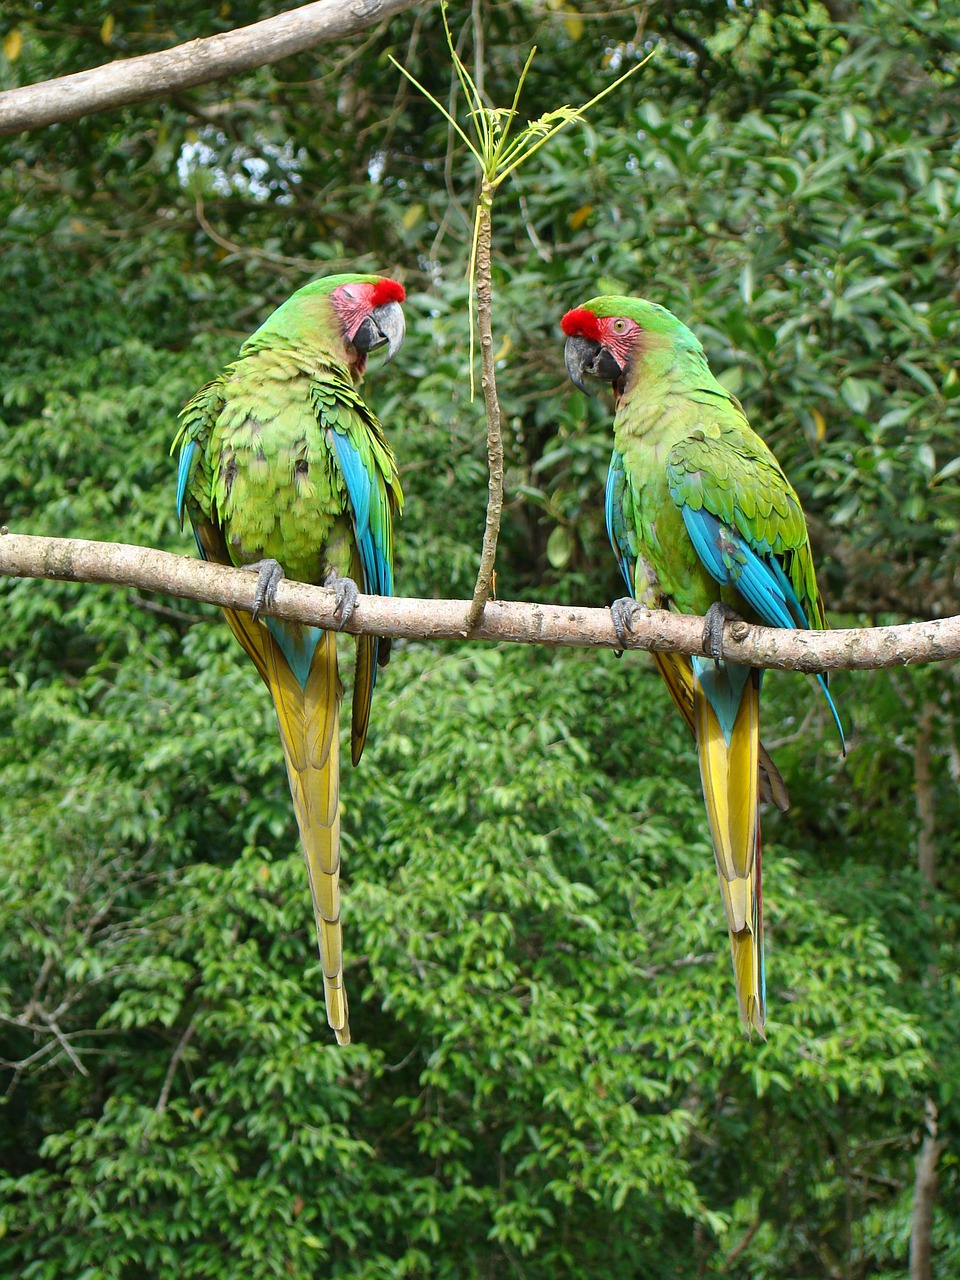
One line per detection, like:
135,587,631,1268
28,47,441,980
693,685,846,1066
0,0,420,136
3,532,960,673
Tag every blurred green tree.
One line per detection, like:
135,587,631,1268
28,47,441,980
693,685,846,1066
1,1,958,1275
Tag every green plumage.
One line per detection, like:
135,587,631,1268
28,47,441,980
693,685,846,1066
563,294,840,1036
586,296,824,629
176,279,401,593
172,274,405,1044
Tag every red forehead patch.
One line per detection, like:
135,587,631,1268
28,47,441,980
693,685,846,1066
560,307,601,341
371,278,406,307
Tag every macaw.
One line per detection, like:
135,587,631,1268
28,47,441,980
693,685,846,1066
561,295,842,1036
172,273,406,1045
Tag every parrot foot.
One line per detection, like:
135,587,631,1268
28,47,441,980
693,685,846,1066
610,597,647,651
324,570,360,631
246,559,285,622
701,601,741,663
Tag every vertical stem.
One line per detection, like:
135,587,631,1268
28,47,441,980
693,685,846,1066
909,699,940,1280
471,0,485,103
464,180,504,631
915,700,937,892
910,1098,940,1280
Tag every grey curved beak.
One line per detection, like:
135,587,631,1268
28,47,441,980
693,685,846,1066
564,335,623,394
564,335,599,393
354,300,406,363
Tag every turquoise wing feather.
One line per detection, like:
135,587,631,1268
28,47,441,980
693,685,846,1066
316,378,400,600
665,425,843,746
605,448,635,595
171,379,228,563
310,376,402,764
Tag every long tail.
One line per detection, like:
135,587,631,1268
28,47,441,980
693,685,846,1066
222,607,351,1044
654,651,788,812
691,656,765,1038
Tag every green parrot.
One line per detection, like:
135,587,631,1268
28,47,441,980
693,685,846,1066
561,295,842,1037
172,273,406,1045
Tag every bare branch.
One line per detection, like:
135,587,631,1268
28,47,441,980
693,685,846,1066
140,1012,202,1149
193,194,322,274
909,1097,941,1280
3,531,960,673
0,0,421,136
41,1017,89,1077
910,710,941,1280
914,701,939,892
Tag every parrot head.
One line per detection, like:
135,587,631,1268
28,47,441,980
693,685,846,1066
561,296,702,397
251,272,406,379
328,275,406,375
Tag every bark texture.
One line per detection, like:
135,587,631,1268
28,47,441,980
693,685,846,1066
0,0,420,136
465,184,505,631
5,531,960,672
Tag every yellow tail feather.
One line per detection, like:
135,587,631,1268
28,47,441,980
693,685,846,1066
222,608,351,1044
351,633,376,767
654,651,788,812
692,666,765,1038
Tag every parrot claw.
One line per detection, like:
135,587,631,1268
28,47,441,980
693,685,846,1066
246,558,285,621
610,597,647,651
324,570,360,630
702,601,740,663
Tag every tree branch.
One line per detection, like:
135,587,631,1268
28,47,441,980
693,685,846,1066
910,705,941,1280
0,0,421,136
909,1097,941,1280
4,531,960,673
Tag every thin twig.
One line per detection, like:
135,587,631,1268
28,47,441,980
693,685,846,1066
193,194,325,273
394,17,650,634
722,1219,762,1271
464,182,504,630
42,1017,89,1077
130,592,203,624
157,1019,199,1118
514,186,552,262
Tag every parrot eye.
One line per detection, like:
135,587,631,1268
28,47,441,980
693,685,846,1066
612,318,627,333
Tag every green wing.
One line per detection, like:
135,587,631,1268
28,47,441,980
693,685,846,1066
172,378,230,564
312,377,402,598
665,418,825,630
311,376,403,763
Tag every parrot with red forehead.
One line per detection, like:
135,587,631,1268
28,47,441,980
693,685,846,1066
173,273,406,1044
561,294,842,1036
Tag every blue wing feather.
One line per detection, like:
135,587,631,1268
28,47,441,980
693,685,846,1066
264,618,324,690
176,440,197,528
605,449,636,596
326,424,395,708
327,428,393,597
680,505,844,747
679,507,799,630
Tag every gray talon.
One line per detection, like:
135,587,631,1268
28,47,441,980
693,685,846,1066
246,558,285,621
702,601,739,663
610,597,644,650
324,570,360,630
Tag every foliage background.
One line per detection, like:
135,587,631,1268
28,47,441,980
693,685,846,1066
1,1,959,1275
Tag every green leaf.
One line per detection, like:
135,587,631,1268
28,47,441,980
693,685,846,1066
546,524,574,569
840,376,871,414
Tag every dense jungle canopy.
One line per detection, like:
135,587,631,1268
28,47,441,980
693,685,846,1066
1,2,959,1276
